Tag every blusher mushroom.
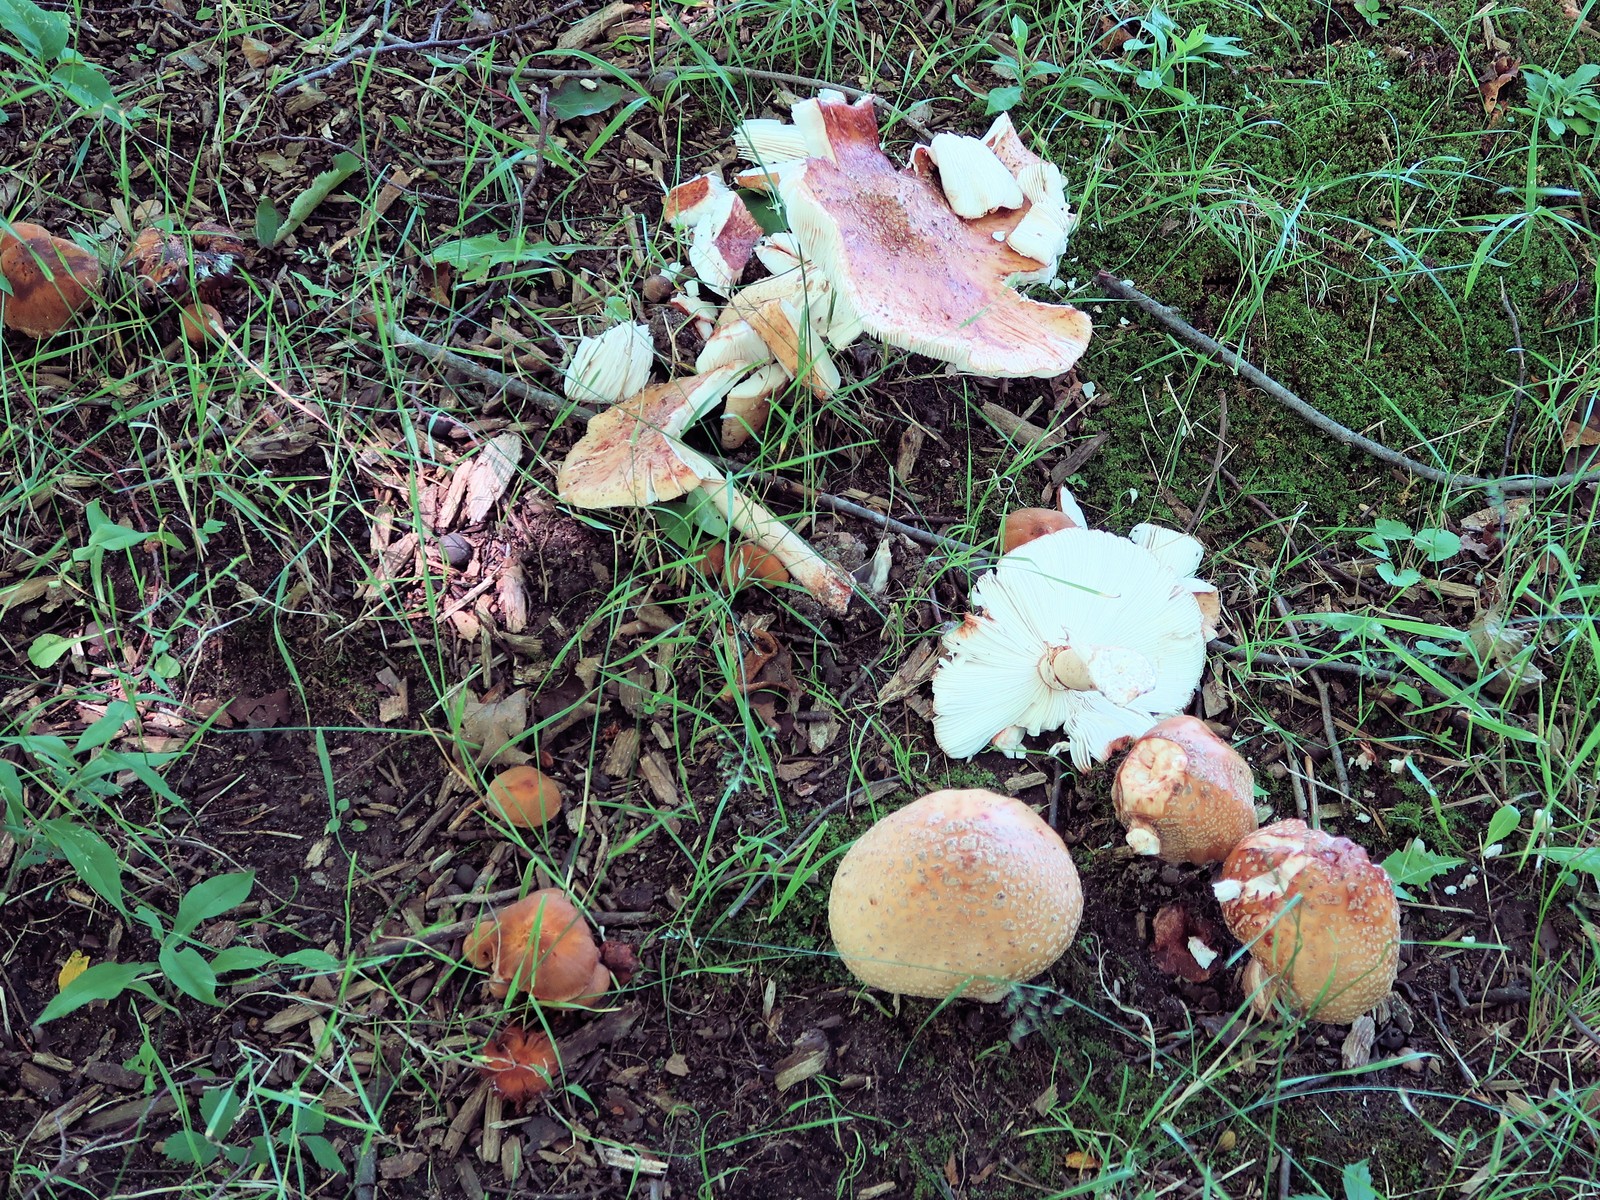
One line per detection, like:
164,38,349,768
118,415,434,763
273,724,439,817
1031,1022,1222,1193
1001,508,1076,554
463,888,601,1002
0,223,101,338
556,370,855,614
562,322,654,405
828,788,1083,1001
931,527,1209,766
776,94,1091,377
1213,820,1401,1025
481,1025,559,1105
1112,715,1257,864
484,765,563,830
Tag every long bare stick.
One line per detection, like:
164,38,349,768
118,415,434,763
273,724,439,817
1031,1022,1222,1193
386,327,595,421
1095,271,1600,495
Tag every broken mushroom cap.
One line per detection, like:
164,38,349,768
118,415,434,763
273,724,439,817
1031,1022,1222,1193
1130,523,1222,641
777,95,1090,377
1112,715,1257,865
485,765,563,830
931,527,1209,767
481,1025,559,1105
556,369,854,615
124,221,247,305
663,173,763,296
462,888,601,1002
1213,819,1400,1025
828,788,1082,1001
0,223,101,338
562,322,654,405
696,541,792,590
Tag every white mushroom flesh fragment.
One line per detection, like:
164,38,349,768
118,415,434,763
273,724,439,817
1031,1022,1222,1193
668,292,720,341
1187,938,1219,971
1212,878,1244,903
720,362,788,449
734,160,806,193
927,133,1026,218
1126,827,1162,856
734,118,815,164
687,190,764,297
754,233,806,275
1006,204,1072,271
562,322,654,405
1131,523,1206,577
1241,852,1314,900
1057,486,1088,529
931,527,1207,767
662,173,730,228
696,319,773,372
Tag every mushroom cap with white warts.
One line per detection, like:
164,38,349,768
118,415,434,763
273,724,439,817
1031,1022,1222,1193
562,323,654,405
926,133,1026,218
1112,715,1257,865
1214,819,1401,1025
931,528,1207,767
776,94,1090,379
828,788,1083,1001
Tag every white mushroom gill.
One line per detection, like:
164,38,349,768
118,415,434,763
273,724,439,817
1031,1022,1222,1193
931,528,1208,768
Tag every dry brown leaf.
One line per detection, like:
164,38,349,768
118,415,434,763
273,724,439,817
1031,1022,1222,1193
1480,55,1519,114
238,36,276,67
458,688,532,765
465,432,523,525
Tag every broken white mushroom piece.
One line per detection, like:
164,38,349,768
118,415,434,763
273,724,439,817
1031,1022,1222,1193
696,320,772,372
734,118,815,166
746,296,841,399
926,133,1026,218
721,362,788,449
562,323,654,405
1214,819,1401,1025
778,94,1091,377
668,290,719,342
1112,715,1257,865
556,370,854,615
663,173,764,296
754,232,806,275
662,173,729,227
930,527,1207,767
828,788,1083,1001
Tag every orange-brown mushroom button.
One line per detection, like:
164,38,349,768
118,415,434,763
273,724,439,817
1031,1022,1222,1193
0,224,102,338
1001,508,1075,555
481,1025,559,1106
828,788,1082,1001
484,765,563,830
1112,715,1257,865
462,889,600,1002
1213,819,1400,1025
124,222,247,305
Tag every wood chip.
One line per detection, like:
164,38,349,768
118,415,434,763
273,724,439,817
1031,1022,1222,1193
596,1145,668,1176
556,0,633,49
638,750,679,808
601,728,641,778
876,639,941,706
464,432,523,525
443,1081,490,1157
25,1084,103,1143
981,401,1062,451
1341,1014,1376,1070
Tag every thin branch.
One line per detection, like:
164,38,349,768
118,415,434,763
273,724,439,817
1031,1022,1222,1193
274,2,586,96
759,473,988,560
1213,642,1470,697
1272,595,1350,821
385,328,595,421
1095,271,1600,495
1498,279,1529,477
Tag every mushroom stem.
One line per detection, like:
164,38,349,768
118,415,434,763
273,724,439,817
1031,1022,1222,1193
695,474,854,616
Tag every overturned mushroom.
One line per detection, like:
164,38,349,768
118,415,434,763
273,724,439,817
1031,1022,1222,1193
463,888,601,1002
1112,715,1256,864
556,370,854,614
1213,820,1400,1025
0,223,101,338
931,527,1209,766
774,94,1090,376
829,788,1082,1001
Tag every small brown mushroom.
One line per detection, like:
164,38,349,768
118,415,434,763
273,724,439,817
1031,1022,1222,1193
481,1025,559,1106
828,788,1082,1001
484,765,563,830
0,223,101,338
124,222,247,304
1213,820,1400,1024
463,888,600,1002
178,301,224,345
1112,715,1257,865
1001,508,1075,554
696,541,792,590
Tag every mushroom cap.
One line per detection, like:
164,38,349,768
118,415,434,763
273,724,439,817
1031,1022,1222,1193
828,788,1083,1001
697,541,791,589
481,1025,559,1105
1001,507,1076,554
1111,715,1257,865
463,889,601,1002
0,223,101,338
1214,819,1400,1024
573,961,614,1009
485,765,563,830
778,96,1090,378
178,302,223,345
931,527,1208,766
556,368,740,507
123,221,247,304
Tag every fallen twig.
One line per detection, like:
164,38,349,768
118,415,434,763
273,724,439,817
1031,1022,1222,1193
1498,279,1529,477
1096,271,1600,494
386,327,595,421
1272,595,1350,820
1213,642,1471,698
760,473,988,561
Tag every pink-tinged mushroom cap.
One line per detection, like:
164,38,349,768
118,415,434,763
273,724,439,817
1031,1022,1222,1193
828,788,1083,1001
1112,715,1257,864
778,95,1090,378
1213,819,1401,1025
